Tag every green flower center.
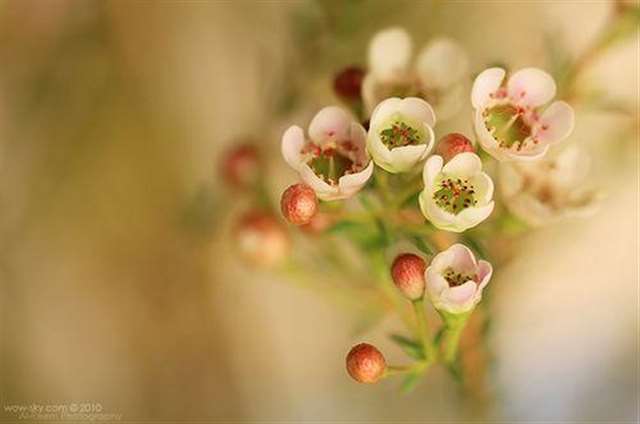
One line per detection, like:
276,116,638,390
308,148,355,185
444,268,477,287
432,177,478,215
483,104,532,150
379,121,422,148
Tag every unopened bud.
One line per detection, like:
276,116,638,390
391,253,426,301
346,343,386,384
333,66,365,101
221,144,261,188
235,211,290,267
280,183,318,226
435,133,475,162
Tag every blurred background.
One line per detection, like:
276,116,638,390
0,0,638,422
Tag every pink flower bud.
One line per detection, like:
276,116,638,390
280,183,318,226
391,253,427,301
346,343,386,384
435,133,475,162
221,144,261,188
235,211,290,267
333,66,365,101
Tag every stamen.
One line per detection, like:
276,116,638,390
379,122,422,148
443,268,477,287
432,177,478,215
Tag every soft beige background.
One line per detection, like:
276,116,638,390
0,0,637,422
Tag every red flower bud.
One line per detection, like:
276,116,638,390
235,211,290,267
333,66,365,101
435,133,475,162
346,343,386,384
221,144,261,189
391,253,427,301
280,183,318,226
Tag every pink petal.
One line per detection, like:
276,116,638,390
534,101,575,145
308,106,352,144
447,243,477,272
476,260,493,291
281,126,305,170
471,67,506,109
507,68,556,108
443,280,477,305
338,161,374,195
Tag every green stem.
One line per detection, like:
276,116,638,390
442,323,465,365
412,299,435,360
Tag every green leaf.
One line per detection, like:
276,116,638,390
400,372,422,393
390,334,425,360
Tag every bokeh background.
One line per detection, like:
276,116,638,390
0,0,638,422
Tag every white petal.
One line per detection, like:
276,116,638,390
361,74,379,116
419,192,458,230
338,160,374,194
442,281,477,305
388,144,429,173
299,163,336,198
368,27,412,81
308,106,352,144
507,67,556,108
366,132,393,170
502,144,550,162
534,101,575,145
432,82,465,121
399,97,437,128
281,125,305,170
416,37,469,90
471,67,505,109
429,249,456,274
476,260,493,291
423,155,444,187
442,152,483,178
426,271,449,301
447,243,478,271
471,172,495,204
456,202,495,229
369,97,404,129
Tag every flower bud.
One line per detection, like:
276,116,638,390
280,183,318,226
391,253,427,301
346,343,386,384
333,66,365,101
221,144,261,189
235,211,290,267
435,133,475,162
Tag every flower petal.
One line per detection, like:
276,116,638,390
338,160,374,195
507,67,556,108
471,172,494,204
456,202,495,229
534,101,575,145
388,144,429,173
476,260,493,291
471,67,505,109
398,97,437,128
425,271,449,300
442,152,482,178
447,243,477,272
299,163,336,199
416,37,468,90
443,280,477,305
368,27,412,81
423,155,444,187
366,132,393,170
369,97,404,130
281,125,305,170
308,106,352,144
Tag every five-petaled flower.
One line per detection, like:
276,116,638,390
363,27,469,120
281,106,374,201
419,152,494,232
472,67,575,161
426,243,492,314
499,144,601,226
367,97,436,173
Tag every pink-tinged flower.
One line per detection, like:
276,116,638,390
346,343,386,384
391,253,427,301
280,183,318,226
367,97,436,173
435,133,476,162
472,67,575,161
499,144,601,226
419,152,495,232
234,211,290,267
426,244,492,314
333,66,366,101
282,106,374,201
362,27,469,120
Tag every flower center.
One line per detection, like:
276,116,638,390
306,144,357,185
432,177,478,215
443,268,477,287
379,121,422,148
483,104,532,150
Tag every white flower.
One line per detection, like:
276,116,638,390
419,152,494,232
366,97,436,173
499,144,601,226
472,67,575,162
362,27,469,120
426,243,492,314
281,106,373,201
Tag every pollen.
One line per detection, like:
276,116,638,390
443,268,477,287
379,121,422,148
432,177,478,215
483,104,532,151
307,141,361,185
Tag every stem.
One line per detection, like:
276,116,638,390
443,323,465,366
412,299,435,360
